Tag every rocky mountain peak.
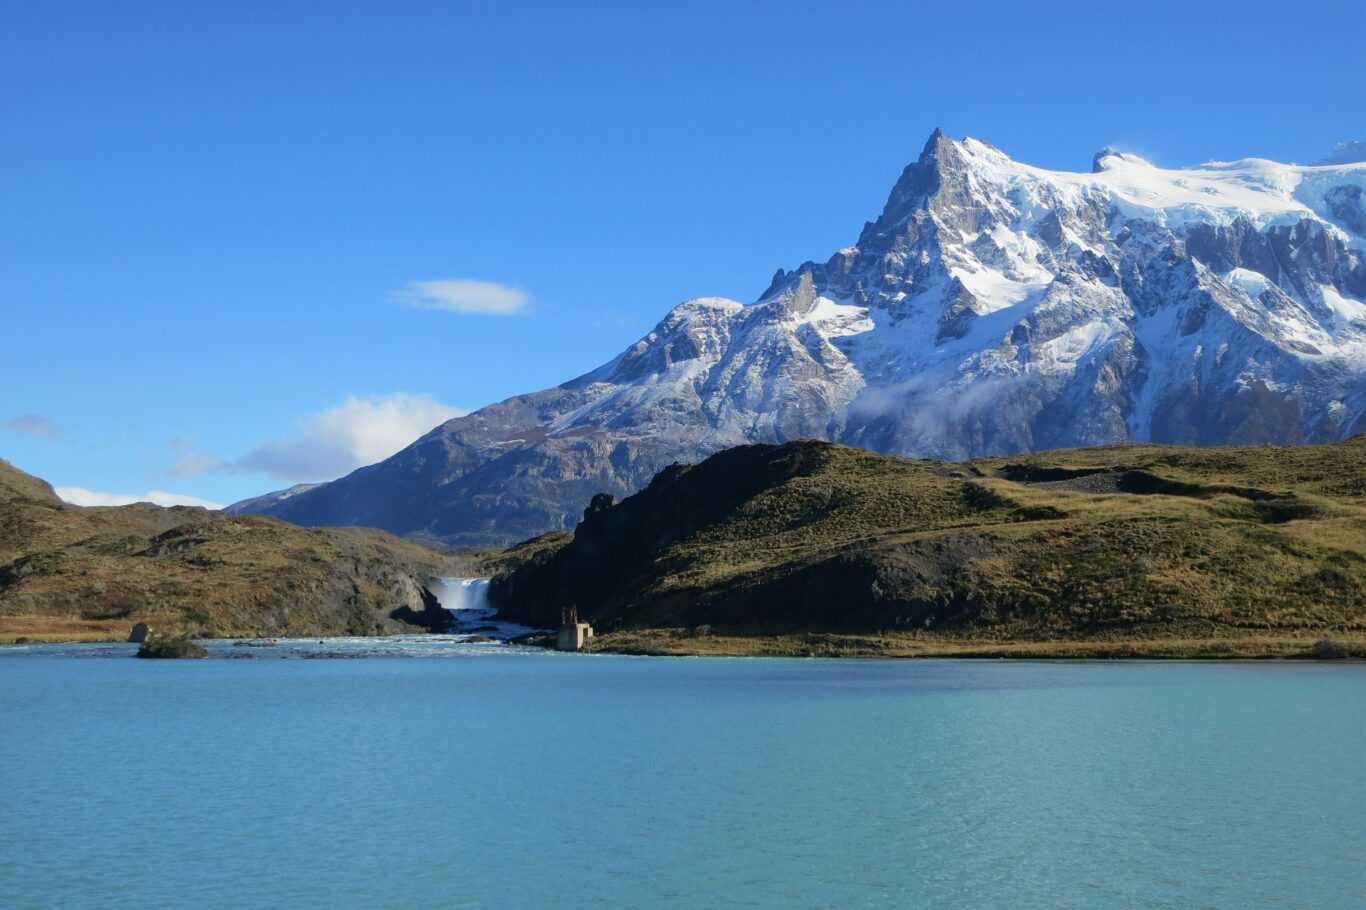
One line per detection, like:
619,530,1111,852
234,137,1366,546
1090,146,1156,173
1091,146,1120,172
1318,141,1366,166
856,129,970,247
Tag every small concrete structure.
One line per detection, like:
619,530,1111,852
128,623,152,644
557,622,594,651
556,606,593,652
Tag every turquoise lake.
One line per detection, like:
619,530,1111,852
1,646,1363,909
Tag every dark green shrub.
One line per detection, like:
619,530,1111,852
1313,638,1361,660
136,638,209,659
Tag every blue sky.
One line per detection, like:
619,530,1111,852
2,0,1363,507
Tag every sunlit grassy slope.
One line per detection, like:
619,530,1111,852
490,438,1366,656
0,458,452,642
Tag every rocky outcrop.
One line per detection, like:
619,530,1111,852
135,638,208,659
386,585,454,633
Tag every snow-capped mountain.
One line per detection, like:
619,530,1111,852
222,482,321,515
236,131,1366,545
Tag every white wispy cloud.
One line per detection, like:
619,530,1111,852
174,393,465,484
392,278,531,315
166,436,224,478
55,487,226,510
3,414,60,439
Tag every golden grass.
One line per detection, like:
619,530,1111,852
1,460,456,641
492,438,1366,643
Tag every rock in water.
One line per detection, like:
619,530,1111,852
136,639,209,659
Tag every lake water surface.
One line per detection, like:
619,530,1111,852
1,648,1362,909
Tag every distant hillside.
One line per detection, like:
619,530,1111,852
489,438,1366,657
0,459,453,642
0,457,62,504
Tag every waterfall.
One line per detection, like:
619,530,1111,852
432,576,544,641
434,577,492,614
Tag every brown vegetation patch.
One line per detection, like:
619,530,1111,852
0,459,457,642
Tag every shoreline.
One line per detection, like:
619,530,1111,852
570,629,1366,661
5,626,1364,661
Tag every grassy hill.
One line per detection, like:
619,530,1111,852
0,458,455,642
489,439,1366,657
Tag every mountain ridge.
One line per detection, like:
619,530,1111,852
235,132,1366,545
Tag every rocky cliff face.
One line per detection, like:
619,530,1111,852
237,132,1366,545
